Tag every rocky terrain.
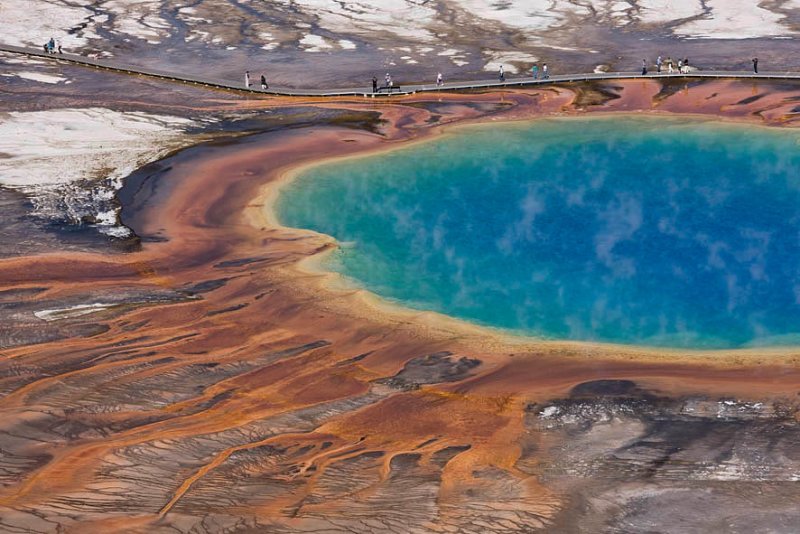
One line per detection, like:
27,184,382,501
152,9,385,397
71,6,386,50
4,0,800,86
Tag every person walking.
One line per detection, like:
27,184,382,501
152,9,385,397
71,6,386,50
542,63,549,79
372,76,378,92
682,57,690,73
641,59,648,75
245,70,250,88
48,37,55,54
436,72,443,86
752,57,759,74
532,63,539,79
677,58,683,73
667,56,674,73
656,55,662,73
385,72,392,90
57,41,62,54
260,74,268,90
499,64,505,82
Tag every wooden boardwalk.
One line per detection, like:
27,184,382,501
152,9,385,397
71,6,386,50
3,43,800,97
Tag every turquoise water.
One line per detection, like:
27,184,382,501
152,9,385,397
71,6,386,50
277,117,800,349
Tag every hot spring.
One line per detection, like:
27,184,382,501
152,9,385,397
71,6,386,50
277,117,800,349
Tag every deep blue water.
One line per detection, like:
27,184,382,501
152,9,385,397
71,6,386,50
277,117,800,349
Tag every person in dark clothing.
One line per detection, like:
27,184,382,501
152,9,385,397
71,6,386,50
752,57,758,73
43,43,48,54
641,59,647,75
260,74,268,90
372,76,378,92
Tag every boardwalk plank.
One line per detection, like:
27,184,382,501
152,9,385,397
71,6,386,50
1,43,796,97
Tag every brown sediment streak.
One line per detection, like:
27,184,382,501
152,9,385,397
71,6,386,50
157,430,314,517
1,80,800,531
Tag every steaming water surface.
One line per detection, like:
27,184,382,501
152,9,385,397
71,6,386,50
277,117,800,349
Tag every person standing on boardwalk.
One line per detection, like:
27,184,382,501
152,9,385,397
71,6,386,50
752,57,758,73
245,71,250,88
57,41,62,54
372,76,378,92
499,65,505,82
437,72,443,86
656,56,662,73
385,72,392,89
641,59,647,75
667,57,674,73
542,63,549,79
682,57,690,73
260,74,268,90
532,63,539,79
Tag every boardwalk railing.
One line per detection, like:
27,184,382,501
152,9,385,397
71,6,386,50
2,43,799,97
